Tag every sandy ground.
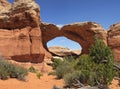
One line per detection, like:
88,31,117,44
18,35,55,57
0,73,119,89
0,60,64,89
109,79,120,89
0,60,119,89
0,73,64,89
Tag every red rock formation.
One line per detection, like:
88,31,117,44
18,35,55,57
0,0,119,62
108,23,120,62
62,22,107,54
0,0,11,11
0,0,45,63
41,22,107,55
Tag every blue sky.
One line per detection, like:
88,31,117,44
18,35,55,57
9,0,120,50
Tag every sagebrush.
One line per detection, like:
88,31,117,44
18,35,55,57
0,59,28,80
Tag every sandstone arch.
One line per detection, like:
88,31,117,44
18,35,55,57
41,22,107,57
0,0,119,63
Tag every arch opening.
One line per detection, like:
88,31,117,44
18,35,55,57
47,36,82,57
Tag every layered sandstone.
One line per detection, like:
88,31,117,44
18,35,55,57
0,0,119,62
108,23,120,62
41,22,107,55
48,46,80,57
0,0,45,63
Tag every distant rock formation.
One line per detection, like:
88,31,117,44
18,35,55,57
48,46,81,57
0,0,119,62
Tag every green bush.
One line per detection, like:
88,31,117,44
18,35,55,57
75,54,94,70
28,66,36,73
55,62,74,79
114,63,120,78
89,37,114,86
64,55,96,86
0,59,28,80
52,58,63,69
48,71,56,76
9,65,28,80
36,71,43,79
57,37,115,88
0,67,8,80
64,70,96,86
64,71,81,86
90,36,114,64
0,60,10,80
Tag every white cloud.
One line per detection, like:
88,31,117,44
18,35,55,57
56,24,63,28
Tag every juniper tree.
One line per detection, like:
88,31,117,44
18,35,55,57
90,36,115,88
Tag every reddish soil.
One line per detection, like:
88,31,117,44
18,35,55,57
0,60,64,89
0,73,64,89
0,60,119,89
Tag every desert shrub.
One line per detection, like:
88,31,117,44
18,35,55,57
48,71,56,76
90,36,114,64
0,66,8,80
28,66,36,73
64,70,96,87
89,37,114,86
74,54,94,70
52,58,63,69
55,62,74,79
64,55,75,62
0,59,28,80
114,63,120,78
0,60,10,80
115,69,120,79
36,71,43,79
64,71,81,86
64,55,96,86
9,65,28,80
62,37,115,88
64,56,77,68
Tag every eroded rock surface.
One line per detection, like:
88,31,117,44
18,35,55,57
0,0,40,29
108,23,120,62
41,22,107,55
0,0,119,62
48,46,80,57
0,0,45,63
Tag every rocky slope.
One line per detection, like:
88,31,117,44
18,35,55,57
0,0,119,62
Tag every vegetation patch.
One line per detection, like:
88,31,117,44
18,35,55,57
28,66,36,73
0,59,28,81
52,37,117,88
36,71,43,79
